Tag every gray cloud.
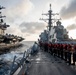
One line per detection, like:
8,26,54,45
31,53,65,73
6,26,23,36
19,22,46,34
2,0,33,23
6,22,46,40
60,0,76,19
66,24,76,30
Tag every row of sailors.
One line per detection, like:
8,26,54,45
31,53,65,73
39,41,76,65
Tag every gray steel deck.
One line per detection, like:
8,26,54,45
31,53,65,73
18,50,76,75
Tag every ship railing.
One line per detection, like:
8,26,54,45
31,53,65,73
8,48,31,75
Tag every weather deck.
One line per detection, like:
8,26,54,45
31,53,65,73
18,50,76,75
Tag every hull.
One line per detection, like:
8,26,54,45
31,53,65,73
0,42,23,54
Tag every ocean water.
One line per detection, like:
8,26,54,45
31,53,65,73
0,41,34,75
0,41,34,61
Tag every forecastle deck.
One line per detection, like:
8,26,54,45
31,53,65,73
18,50,76,75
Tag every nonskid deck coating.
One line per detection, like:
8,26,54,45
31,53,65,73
18,50,76,75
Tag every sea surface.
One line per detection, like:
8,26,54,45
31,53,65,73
0,41,34,75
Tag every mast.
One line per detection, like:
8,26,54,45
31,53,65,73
0,5,9,35
0,6,5,24
48,4,52,31
40,4,59,31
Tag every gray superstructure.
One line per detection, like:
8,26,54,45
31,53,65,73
40,4,69,43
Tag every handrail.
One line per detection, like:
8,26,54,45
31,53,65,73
8,50,28,75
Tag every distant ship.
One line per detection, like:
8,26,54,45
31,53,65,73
0,5,24,54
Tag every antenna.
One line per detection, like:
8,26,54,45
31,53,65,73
0,5,5,10
40,4,59,31
0,5,9,30
50,4,51,10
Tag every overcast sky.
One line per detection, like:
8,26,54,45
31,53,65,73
0,0,76,41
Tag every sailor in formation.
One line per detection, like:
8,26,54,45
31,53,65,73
39,41,76,65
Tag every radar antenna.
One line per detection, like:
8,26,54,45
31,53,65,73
40,4,59,31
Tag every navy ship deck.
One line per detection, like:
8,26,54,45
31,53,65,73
18,50,76,75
